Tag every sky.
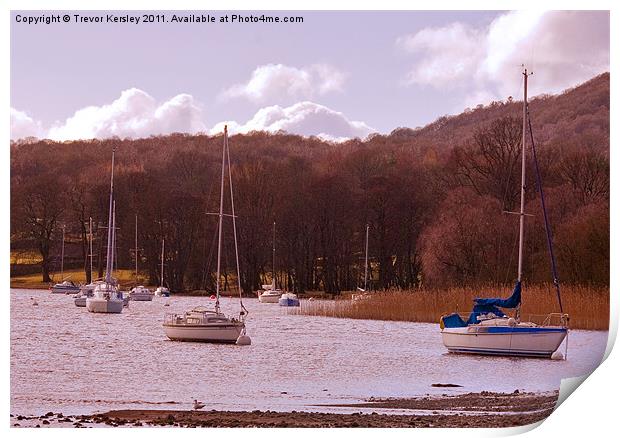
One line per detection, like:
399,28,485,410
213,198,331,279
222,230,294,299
10,10,610,141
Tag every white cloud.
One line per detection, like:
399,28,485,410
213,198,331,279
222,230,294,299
47,88,206,141
399,11,609,105
10,108,43,140
221,63,347,102
397,22,485,87
210,101,374,142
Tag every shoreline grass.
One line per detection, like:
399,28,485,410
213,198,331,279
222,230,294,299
295,284,609,330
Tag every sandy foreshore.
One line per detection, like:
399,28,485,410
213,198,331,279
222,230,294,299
11,391,557,428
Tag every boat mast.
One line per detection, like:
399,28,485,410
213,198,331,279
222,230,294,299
226,126,246,312
60,225,65,280
272,221,276,289
105,150,115,285
89,217,93,283
135,214,138,283
160,239,165,288
214,126,228,313
517,69,528,283
364,224,369,291
111,201,116,277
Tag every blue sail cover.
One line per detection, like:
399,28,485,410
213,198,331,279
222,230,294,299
442,282,521,328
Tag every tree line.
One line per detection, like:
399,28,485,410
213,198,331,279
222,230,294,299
10,76,609,294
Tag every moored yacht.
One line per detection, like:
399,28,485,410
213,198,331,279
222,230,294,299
86,150,124,314
130,285,154,301
278,292,300,307
51,280,80,294
440,69,568,358
258,222,284,303
163,126,249,344
74,282,97,307
258,284,282,303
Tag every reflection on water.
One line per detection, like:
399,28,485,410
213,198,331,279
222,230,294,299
10,289,607,416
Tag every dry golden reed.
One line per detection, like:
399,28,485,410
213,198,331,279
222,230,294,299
296,284,609,330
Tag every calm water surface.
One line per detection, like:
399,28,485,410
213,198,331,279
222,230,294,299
10,288,607,416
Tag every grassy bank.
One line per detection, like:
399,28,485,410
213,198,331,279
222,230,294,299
295,284,609,330
10,269,148,290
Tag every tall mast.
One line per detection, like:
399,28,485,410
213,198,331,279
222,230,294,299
226,126,244,306
364,224,369,291
111,201,116,276
135,214,138,282
160,239,165,288
60,225,65,279
105,150,115,284
89,217,93,283
517,69,528,282
215,126,227,313
272,221,276,289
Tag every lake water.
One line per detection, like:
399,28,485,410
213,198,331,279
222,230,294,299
10,288,608,416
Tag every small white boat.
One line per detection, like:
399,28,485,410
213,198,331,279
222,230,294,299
155,286,170,297
278,292,300,307
51,280,80,294
86,282,124,314
441,313,568,357
352,224,371,302
130,285,154,301
51,225,81,294
155,239,171,297
440,69,568,359
86,150,123,314
163,126,249,344
259,223,286,303
74,282,97,307
164,306,244,343
258,287,282,303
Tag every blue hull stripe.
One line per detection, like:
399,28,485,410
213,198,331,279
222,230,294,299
484,327,567,334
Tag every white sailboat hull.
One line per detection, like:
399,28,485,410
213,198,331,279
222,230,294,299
441,326,567,358
74,297,87,307
163,323,243,343
258,292,281,303
86,297,124,314
131,294,154,301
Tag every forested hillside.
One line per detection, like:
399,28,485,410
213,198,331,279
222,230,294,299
10,73,609,293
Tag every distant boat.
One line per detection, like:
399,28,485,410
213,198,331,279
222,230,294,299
74,282,97,307
154,239,170,297
258,221,283,303
130,285,154,301
74,218,96,307
163,125,249,344
129,215,154,301
258,284,281,303
278,292,300,307
86,150,124,314
440,69,569,358
51,280,80,294
352,224,371,301
50,225,81,294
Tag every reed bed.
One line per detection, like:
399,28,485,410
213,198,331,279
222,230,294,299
296,284,609,330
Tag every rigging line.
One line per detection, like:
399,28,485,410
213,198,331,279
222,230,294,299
527,106,563,314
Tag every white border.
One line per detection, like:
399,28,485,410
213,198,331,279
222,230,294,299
3,1,617,438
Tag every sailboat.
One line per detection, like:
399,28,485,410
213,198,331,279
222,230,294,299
74,217,97,307
163,125,249,344
86,150,124,314
258,221,284,303
352,224,371,301
154,239,170,297
440,69,569,358
51,225,81,294
130,215,154,301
